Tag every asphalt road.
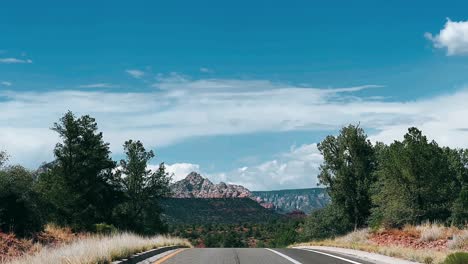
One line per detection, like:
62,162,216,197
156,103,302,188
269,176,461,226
161,248,376,264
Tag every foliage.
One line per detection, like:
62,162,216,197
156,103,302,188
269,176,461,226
372,128,458,227
36,111,121,231
0,150,7,167
443,252,468,264
169,219,301,248
301,205,353,240
113,140,171,234
94,223,117,234
317,124,376,230
0,166,44,236
159,198,282,225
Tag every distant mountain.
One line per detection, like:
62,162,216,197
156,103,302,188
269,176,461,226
252,188,330,214
160,198,283,225
169,172,330,214
170,172,251,198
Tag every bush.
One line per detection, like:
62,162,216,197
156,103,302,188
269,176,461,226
448,231,468,250
0,166,44,236
94,223,117,234
302,205,353,240
443,252,468,264
417,222,445,242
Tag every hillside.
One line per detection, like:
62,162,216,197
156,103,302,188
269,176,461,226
159,198,283,225
252,188,330,214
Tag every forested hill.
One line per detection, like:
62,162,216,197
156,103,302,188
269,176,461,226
252,188,330,214
159,198,283,225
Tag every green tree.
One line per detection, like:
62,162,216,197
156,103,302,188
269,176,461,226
0,150,7,167
372,128,456,227
0,165,44,236
317,124,376,230
113,140,171,234
36,111,120,230
302,205,352,240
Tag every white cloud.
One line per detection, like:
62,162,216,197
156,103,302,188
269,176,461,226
426,19,468,55
1,81,12,86
207,144,323,191
78,83,116,88
200,67,213,73
164,163,200,182
2,75,468,179
126,69,145,79
0,58,32,64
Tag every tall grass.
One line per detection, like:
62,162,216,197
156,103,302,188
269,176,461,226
4,233,190,264
417,222,446,242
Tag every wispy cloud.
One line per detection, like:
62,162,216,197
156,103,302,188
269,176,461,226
208,143,323,190
1,81,12,86
78,83,116,88
426,19,468,56
125,69,145,79
0,58,33,64
1,75,468,174
200,67,214,73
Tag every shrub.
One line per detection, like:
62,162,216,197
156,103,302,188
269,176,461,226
417,222,445,242
94,223,117,234
302,205,353,240
448,231,468,250
0,166,44,237
443,252,468,264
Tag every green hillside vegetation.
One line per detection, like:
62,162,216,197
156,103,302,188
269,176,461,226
160,198,283,225
169,220,302,248
252,188,329,213
0,111,172,237
302,125,468,241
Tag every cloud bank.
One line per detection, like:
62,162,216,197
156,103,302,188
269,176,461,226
2,75,468,189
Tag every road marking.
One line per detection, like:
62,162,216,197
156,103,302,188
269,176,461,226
298,248,363,264
153,248,187,264
265,248,303,264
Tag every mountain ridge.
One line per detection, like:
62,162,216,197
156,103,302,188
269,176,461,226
169,172,330,213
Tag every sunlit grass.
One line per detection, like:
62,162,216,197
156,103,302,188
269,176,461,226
4,233,191,264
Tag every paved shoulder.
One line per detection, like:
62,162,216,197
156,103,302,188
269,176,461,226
162,248,292,264
274,248,376,264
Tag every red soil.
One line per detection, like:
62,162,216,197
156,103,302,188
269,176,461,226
369,230,448,251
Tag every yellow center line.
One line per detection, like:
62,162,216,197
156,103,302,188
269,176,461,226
153,248,187,264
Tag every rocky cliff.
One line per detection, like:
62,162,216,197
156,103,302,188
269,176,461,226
170,172,251,198
170,172,330,213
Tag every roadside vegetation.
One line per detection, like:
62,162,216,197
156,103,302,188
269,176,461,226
2,231,189,264
0,111,181,263
169,219,302,248
299,125,468,264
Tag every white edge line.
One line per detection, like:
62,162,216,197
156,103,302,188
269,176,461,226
298,248,363,264
265,248,303,264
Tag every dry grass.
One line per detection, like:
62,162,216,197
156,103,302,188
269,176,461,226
3,233,191,264
294,225,468,264
295,237,447,263
417,222,446,242
448,230,468,250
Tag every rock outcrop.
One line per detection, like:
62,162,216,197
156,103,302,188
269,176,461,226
170,172,251,198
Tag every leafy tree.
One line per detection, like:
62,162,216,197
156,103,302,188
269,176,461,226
446,149,468,226
0,165,44,236
0,150,7,167
317,124,376,230
36,111,120,230
302,205,352,240
372,128,456,227
113,140,171,234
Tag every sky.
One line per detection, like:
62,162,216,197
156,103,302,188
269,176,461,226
2,1,468,190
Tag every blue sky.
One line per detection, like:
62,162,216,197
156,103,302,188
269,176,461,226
2,1,468,190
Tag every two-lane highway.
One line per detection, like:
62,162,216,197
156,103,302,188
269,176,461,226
157,248,375,264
